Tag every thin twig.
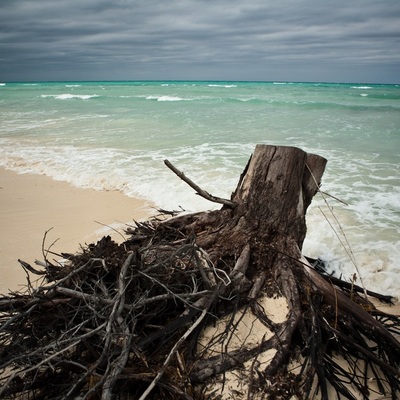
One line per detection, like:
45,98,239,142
306,163,367,299
319,190,348,206
94,220,127,242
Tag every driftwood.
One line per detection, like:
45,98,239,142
0,144,399,399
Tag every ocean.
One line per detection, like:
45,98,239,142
0,81,399,297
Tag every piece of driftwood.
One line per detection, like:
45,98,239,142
0,145,399,400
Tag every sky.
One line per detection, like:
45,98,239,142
0,0,399,84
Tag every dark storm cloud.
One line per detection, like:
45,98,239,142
0,0,399,82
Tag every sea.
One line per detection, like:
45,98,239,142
0,81,399,298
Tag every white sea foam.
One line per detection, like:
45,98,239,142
360,93,368,97
0,83,5,86
208,84,237,88
351,86,373,89
146,95,191,101
236,97,257,102
65,84,82,87
41,94,99,100
304,204,400,298
0,140,245,210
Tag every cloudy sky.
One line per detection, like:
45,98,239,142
1,0,399,83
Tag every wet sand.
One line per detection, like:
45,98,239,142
0,168,153,293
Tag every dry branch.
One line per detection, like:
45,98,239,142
164,159,236,207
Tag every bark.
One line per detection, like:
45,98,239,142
230,145,326,242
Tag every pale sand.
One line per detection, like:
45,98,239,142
0,168,153,293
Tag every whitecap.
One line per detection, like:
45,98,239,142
146,95,190,101
208,84,237,88
41,94,99,100
158,96,191,101
351,86,373,89
0,83,5,86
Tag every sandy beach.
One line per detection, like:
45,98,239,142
0,168,153,293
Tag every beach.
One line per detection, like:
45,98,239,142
0,168,153,293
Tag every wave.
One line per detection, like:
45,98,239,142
351,86,373,89
363,93,400,101
0,83,5,86
142,94,400,110
208,84,237,88
293,101,399,112
146,95,192,101
0,141,248,214
188,95,400,112
41,94,100,100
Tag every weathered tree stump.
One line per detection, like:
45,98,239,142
0,145,399,400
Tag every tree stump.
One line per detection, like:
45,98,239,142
178,145,329,393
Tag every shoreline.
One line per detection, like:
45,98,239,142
0,168,153,293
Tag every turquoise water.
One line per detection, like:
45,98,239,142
1,81,399,296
